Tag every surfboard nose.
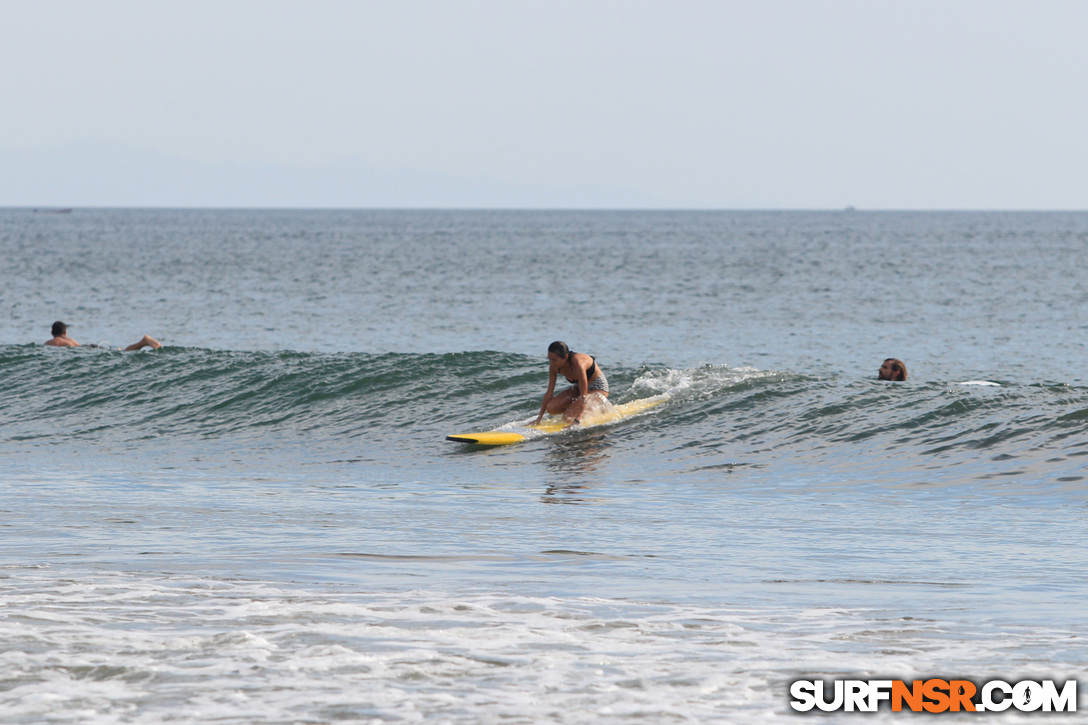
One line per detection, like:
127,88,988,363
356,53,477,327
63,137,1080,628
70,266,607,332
446,432,528,446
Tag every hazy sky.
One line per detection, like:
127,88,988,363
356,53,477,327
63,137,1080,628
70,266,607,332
3,1,1087,209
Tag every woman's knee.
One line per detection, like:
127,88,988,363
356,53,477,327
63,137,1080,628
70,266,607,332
546,397,570,415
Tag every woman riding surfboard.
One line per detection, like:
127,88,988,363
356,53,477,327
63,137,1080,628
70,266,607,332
534,341,609,425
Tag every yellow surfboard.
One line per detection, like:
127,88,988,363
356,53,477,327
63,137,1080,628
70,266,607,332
446,395,666,446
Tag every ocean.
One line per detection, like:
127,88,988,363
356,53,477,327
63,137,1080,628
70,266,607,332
1,208,1086,723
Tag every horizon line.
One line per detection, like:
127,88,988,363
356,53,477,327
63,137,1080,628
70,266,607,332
5,205,1088,213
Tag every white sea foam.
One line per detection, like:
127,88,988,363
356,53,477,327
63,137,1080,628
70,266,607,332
1,569,1081,724
631,364,782,398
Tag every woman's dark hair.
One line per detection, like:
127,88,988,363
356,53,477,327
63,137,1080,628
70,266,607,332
51,321,67,337
548,341,570,358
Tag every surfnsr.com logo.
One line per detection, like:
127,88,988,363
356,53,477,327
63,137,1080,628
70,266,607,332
789,679,1077,713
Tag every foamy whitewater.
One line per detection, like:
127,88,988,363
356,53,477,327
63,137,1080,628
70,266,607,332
1,209,1086,722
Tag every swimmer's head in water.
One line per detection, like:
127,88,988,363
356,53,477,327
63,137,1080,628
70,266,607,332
878,358,907,381
51,321,67,337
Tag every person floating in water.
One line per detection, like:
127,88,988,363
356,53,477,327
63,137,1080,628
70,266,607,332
45,321,161,351
534,341,609,425
878,358,907,381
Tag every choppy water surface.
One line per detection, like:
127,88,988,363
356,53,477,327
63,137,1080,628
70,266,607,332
1,209,1087,722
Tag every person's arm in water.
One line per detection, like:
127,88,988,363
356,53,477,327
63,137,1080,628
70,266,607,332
535,366,559,424
123,335,161,351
